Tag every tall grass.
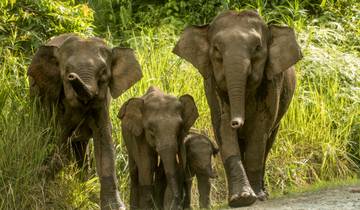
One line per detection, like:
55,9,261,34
0,0,359,209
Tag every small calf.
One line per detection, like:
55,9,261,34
183,131,219,209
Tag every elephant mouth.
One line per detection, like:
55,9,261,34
68,73,95,103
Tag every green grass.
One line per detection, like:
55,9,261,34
0,0,359,209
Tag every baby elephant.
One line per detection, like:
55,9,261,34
118,86,199,210
183,131,218,209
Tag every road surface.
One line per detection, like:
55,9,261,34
229,184,360,210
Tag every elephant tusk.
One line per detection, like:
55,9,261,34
176,154,180,164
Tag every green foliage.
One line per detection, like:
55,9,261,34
0,0,94,54
0,0,99,209
0,0,359,209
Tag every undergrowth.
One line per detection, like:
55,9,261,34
0,0,359,209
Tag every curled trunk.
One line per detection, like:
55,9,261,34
68,72,93,102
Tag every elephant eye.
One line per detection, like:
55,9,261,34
213,47,222,62
99,66,107,75
148,125,156,137
65,65,72,73
254,44,262,53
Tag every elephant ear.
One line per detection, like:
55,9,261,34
173,25,211,79
110,48,142,99
27,45,61,103
118,98,144,136
266,25,303,80
179,94,199,134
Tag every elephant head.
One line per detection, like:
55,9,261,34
28,34,142,107
118,86,199,209
185,132,219,178
173,10,302,129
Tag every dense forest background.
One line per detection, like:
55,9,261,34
0,0,359,209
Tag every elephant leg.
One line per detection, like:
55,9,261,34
93,134,124,210
71,139,90,181
220,108,256,207
238,137,246,161
41,127,74,179
129,157,139,210
135,144,156,209
265,125,279,165
197,175,211,209
244,115,271,201
154,161,166,209
183,175,192,209
72,140,88,168
91,111,124,210
71,124,92,171
261,125,280,198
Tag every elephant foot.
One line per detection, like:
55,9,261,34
256,190,268,201
102,199,126,210
228,186,257,207
100,196,126,210
117,201,126,210
224,156,257,207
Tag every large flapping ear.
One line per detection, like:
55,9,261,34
179,94,199,134
118,98,144,136
27,45,61,103
110,48,142,99
266,25,303,80
173,25,211,79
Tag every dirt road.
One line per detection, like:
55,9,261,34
229,184,360,210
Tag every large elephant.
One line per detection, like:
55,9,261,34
183,131,218,209
118,86,198,210
27,34,142,210
173,10,302,207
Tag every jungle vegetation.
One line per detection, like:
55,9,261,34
0,0,359,208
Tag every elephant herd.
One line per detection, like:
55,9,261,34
27,10,302,210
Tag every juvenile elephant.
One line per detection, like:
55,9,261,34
28,34,142,210
118,86,199,210
183,131,218,209
174,10,302,207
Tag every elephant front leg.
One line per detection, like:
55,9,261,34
92,115,124,210
135,146,156,209
197,175,211,209
219,108,256,207
183,177,192,209
129,157,139,210
154,162,166,209
244,115,271,201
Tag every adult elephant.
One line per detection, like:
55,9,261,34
173,10,302,207
28,34,142,210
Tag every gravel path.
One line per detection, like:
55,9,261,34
225,184,360,210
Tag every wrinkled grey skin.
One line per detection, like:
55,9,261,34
183,132,218,209
118,87,199,210
28,34,142,210
173,10,302,207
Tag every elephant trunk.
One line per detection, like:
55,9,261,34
158,147,181,209
68,72,94,102
224,58,249,129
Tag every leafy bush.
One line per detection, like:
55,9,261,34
0,0,98,209
0,0,94,54
0,0,359,209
